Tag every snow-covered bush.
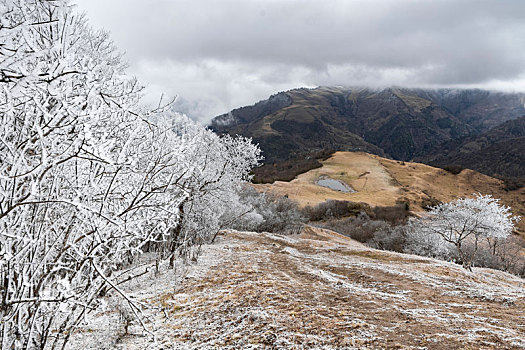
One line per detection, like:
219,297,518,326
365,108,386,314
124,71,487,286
151,120,260,266
0,1,260,348
404,194,520,270
462,235,525,275
403,218,455,259
225,186,307,234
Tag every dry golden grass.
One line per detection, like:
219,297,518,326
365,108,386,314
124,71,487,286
256,152,399,207
391,89,432,111
255,151,525,235
145,228,525,349
72,226,525,349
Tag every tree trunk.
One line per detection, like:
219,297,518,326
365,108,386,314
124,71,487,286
169,201,185,269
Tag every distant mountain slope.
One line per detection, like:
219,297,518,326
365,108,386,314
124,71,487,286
210,87,525,163
422,116,525,179
409,88,525,131
213,87,386,161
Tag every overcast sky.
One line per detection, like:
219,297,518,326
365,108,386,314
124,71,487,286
75,0,525,124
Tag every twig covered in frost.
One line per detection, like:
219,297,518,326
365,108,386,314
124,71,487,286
0,1,261,349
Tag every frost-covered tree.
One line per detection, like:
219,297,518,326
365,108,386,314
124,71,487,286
161,120,260,265
407,194,520,270
403,218,454,260
223,186,307,235
0,1,260,348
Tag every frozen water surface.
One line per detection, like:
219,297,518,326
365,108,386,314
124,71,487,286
316,176,356,192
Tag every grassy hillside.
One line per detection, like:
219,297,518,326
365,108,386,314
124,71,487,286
70,227,525,349
254,152,525,235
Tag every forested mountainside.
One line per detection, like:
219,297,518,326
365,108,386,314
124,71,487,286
421,116,525,180
210,87,525,169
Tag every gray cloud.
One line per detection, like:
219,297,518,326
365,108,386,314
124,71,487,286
75,0,525,123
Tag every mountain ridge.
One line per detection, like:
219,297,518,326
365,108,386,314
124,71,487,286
210,86,525,182
69,226,525,349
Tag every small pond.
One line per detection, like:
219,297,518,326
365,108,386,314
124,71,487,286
316,176,356,193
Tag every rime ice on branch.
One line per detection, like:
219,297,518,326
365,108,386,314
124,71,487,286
0,1,260,348
405,194,520,270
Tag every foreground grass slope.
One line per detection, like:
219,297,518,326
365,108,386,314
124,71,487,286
71,227,525,349
254,152,525,235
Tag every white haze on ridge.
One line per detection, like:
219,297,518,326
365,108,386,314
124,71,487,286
75,0,525,124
